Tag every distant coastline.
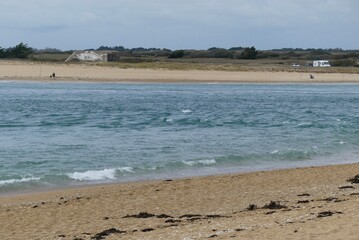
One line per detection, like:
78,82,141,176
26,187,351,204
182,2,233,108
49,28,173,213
1,60,359,83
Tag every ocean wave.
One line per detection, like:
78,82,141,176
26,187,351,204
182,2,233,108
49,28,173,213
297,122,313,128
215,149,318,164
165,118,173,122
271,150,279,154
68,169,117,181
15,160,50,167
67,167,134,181
117,167,134,173
0,177,41,186
182,159,216,166
181,109,192,113
266,149,316,161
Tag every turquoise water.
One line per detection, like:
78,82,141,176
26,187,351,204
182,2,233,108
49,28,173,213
1,81,358,195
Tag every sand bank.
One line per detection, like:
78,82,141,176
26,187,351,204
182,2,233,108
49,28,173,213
1,61,359,83
1,163,359,239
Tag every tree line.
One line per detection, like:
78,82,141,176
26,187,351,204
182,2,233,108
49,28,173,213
0,43,34,59
168,47,257,59
2,43,358,66
94,46,358,63
95,45,258,59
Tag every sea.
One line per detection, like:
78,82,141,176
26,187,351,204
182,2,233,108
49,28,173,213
1,81,358,195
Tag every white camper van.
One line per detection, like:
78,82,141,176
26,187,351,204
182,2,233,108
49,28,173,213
313,60,331,67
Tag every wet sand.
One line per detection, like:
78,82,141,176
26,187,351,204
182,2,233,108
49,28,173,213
1,60,359,83
1,163,359,239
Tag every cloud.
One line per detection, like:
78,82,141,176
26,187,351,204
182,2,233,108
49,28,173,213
31,25,68,33
0,0,358,49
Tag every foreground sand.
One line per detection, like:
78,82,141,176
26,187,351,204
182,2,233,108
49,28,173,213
1,163,359,240
1,60,359,83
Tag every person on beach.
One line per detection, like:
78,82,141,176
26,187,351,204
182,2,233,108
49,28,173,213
50,72,56,78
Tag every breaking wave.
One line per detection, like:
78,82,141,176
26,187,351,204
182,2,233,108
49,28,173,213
182,109,192,113
67,167,134,181
182,159,216,166
0,177,41,186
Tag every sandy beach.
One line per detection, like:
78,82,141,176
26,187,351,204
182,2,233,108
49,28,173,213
1,60,359,83
1,163,359,240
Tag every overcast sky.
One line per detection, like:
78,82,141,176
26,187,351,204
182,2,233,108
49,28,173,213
1,0,358,50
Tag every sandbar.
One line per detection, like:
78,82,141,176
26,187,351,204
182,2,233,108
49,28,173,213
1,61,359,83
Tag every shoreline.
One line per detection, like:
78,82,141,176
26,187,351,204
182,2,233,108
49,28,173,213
2,154,359,199
0,161,356,195
3,78,359,85
1,162,359,239
1,61,359,83
1,156,358,199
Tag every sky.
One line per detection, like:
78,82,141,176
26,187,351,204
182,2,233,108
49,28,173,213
1,0,358,50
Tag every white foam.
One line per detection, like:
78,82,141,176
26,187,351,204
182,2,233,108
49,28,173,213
117,167,134,173
0,177,40,186
298,122,312,127
183,161,196,166
182,109,192,113
198,159,216,165
68,168,117,181
271,150,279,154
183,159,216,166
68,167,134,181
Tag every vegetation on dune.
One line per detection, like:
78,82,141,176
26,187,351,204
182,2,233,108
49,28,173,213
1,43,358,72
239,47,258,59
0,43,33,59
168,50,185,58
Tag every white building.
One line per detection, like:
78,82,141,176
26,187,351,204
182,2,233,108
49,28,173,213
313,60,331,67
65,51,107,62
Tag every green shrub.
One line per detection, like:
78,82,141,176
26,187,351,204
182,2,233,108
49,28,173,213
168,50,185,58
0,42,33,59
239,47,257,59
